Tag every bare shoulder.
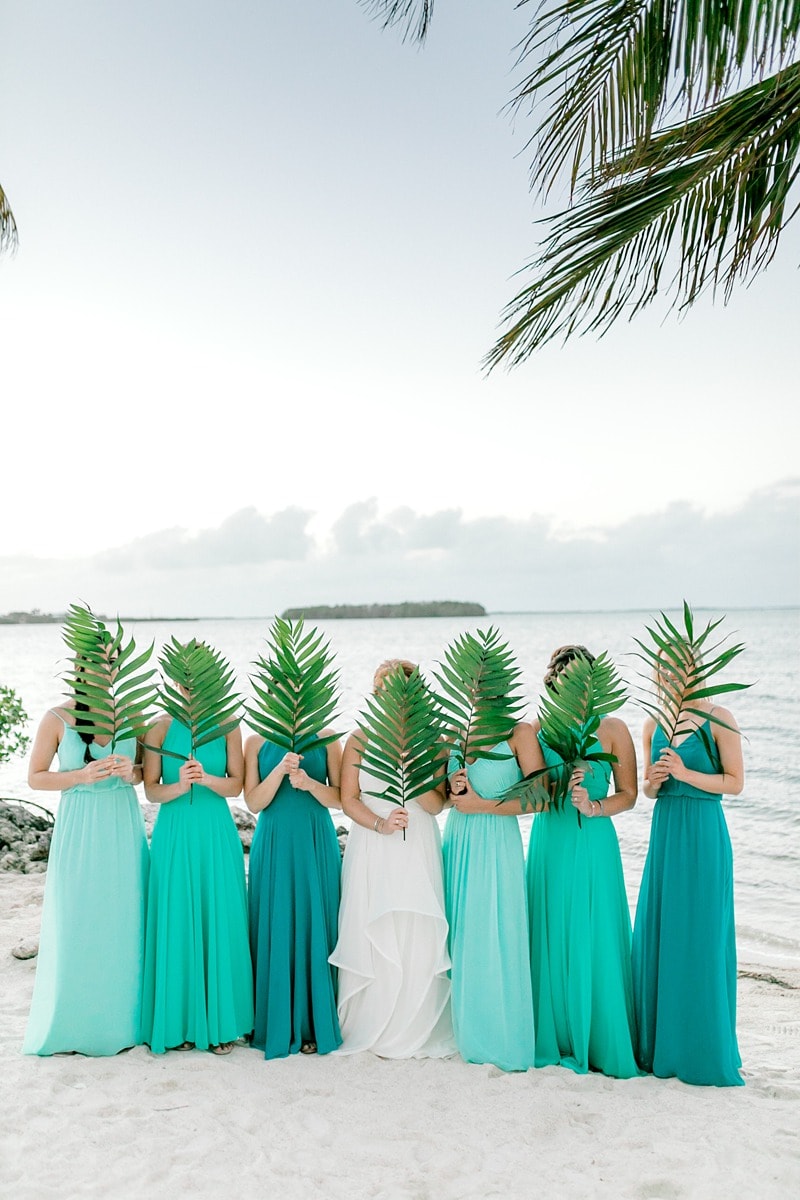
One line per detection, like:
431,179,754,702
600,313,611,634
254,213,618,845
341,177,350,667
144,714,171,745
243,732,265,755
511,721,537,748
642,715,657,737
711,705,740,733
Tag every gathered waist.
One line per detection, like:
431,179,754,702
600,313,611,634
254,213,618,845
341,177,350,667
656,789,722,804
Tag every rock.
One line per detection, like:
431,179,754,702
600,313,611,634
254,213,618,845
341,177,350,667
0,800,56,873
11,938,39,960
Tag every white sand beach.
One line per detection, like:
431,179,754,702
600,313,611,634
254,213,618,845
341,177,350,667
1,870,798,1200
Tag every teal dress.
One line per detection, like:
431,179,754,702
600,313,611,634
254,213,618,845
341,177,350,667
140,722,253,1053
23,720,149,1056
527,739,640,1078
249,740,342,1058
442,743,535,1072
632,723,743,1086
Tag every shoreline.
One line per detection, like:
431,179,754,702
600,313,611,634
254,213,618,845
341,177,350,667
1,872,799,1199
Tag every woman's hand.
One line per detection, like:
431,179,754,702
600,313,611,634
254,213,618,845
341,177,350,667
657,747,688,783
569,768,595,818
288,766,311,791
452,780,488,815
107,754,134,783
80,758,115,784
178,758,205,792
379,807,409,835
449,768,467,797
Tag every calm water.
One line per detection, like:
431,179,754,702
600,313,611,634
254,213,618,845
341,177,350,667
1,608,797,967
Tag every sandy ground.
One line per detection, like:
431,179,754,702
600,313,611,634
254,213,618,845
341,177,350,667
1,871,798,1200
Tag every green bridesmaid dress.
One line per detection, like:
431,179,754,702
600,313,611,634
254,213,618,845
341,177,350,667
527,738,640,1078
140,722,253,1053
632,722,743,1086
23,721,149,1056
443,743,536,1072
248,740,342,1058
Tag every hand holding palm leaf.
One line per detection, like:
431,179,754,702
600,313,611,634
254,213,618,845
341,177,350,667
151,637,242,801
434,626,524,772
634,601,751,756
61,602,158,752
503,650,627,826
245,617,341,754
356,664,445,841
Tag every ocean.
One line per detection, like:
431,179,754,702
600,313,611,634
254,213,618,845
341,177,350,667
1,607,797,968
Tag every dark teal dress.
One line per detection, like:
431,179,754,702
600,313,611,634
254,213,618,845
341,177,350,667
632,722,743,1086
248,741,342,1058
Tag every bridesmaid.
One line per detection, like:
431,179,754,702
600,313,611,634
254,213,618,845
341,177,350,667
140,651,253,1055
243,730,343,1058
445,722,540,1072
330,659,455,1059
632,648,745,1086
526,645,640,1078
23,680,148,1055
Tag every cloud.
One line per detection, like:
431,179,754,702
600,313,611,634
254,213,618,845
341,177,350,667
98,506,314,571
1,481,797,617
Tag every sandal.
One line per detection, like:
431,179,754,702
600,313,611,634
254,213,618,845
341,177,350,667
172,1042,195,1052
300,1042,317,1055
210,1042,234,1056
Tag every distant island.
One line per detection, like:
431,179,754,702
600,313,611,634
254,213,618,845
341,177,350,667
281,601,487,620
0,610,197,625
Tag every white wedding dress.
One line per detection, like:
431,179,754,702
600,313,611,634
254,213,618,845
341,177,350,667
329,768,456,1058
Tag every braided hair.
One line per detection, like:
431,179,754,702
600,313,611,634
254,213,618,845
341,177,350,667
543,644,595,693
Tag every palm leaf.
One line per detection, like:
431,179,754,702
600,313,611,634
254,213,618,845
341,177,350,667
356,664,446,838
503,650,626,822
434,626,524,769
245,617,341,754
153,637,242,765
358,0,434,43
0,183,17,257
61,602,158,750
633,599,752,753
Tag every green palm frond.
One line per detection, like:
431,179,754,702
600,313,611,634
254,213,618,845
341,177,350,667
0,184,17,256
513,0,799,198
357,665,445,836
434,626,524,769
245,617,341,754
61,602,158,750
503,649,626,820
155,637,242,761
358,0,434,43
633,600,751,751
487,62,800,364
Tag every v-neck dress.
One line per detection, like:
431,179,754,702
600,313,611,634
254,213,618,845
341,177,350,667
632,722,743,1086
23,719,149,1055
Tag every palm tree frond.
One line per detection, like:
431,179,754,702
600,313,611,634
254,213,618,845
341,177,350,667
245,618,341,754
156,637,242,762
61,603,157,748
434,626,524,768
358,0,434,43
0,184,18,256
633,601,752,744
487,63,800,365
357,665,445,819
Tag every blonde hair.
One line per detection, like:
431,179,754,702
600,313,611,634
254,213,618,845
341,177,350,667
372,658,417,692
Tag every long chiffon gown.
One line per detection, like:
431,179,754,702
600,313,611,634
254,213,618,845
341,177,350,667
632,722,743,1086
330,768,456,1058
23,720,149,1056
140,722,253,1053
527,740,640,1078
248,740,342,1058
442,744,536,1072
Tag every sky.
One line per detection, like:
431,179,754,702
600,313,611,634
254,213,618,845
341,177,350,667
1,0,798,617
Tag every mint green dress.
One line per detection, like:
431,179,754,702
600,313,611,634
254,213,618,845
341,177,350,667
248,740,341,1058
527,738,640,1078
632,723,743,1086
23,720,149,1056
140,722,253,1053
442,743,535,1072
